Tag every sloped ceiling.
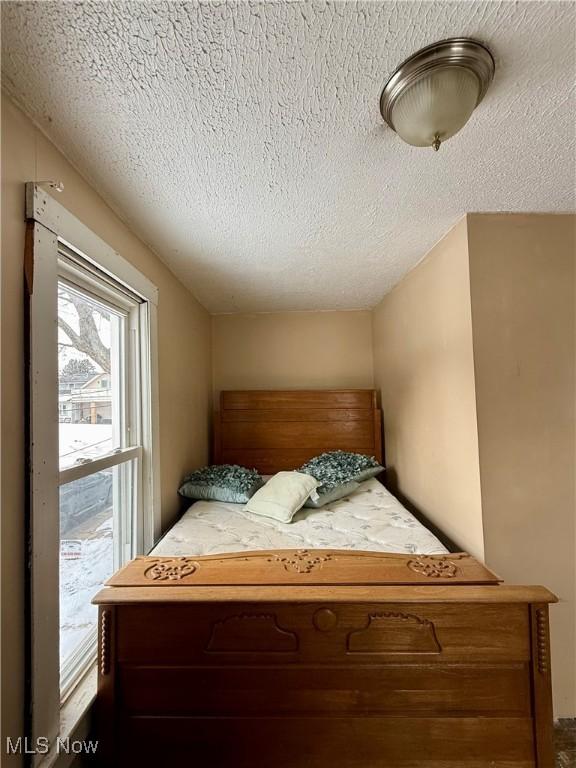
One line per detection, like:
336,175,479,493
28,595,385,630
2,1,575,312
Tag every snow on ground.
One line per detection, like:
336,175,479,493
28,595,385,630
60,512,114,665
59,423,113,469
59,423,122,666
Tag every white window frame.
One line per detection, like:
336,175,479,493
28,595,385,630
57,262,142,697
25,183,160,765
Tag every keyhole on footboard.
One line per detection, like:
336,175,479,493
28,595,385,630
313,608,338,632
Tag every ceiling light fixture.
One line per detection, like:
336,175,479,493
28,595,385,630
380,37,495,151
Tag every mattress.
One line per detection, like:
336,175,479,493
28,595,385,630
152,478,448,557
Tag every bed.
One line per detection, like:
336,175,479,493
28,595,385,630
151,477,449,558
94,389,557,767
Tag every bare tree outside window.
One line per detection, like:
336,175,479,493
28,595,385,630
58,286,118,459
58,288,111,373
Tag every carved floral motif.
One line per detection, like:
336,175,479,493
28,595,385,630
407,555,458,578
144,557,198,581
268,549,333,574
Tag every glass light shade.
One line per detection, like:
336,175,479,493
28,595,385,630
390,67,481,148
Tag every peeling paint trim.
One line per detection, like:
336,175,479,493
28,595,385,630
26,182,158,305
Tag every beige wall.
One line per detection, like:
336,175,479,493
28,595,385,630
372,219,485,558
1,94,212,762
468,213,576,718
372,212,575,717
212,310,374,402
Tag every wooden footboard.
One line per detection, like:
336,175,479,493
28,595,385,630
93,550,557,767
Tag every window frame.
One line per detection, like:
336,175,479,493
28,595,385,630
25,183,160,764
57,268,142,698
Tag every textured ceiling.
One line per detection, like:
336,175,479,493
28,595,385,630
2,1,575,313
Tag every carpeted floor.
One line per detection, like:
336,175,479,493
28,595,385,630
555,719,576,767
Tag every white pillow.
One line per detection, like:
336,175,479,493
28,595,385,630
243,471,320,523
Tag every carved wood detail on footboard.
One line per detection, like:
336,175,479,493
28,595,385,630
94,551,557,768
107,549,500,587
206,613,299,653
347,611,442,654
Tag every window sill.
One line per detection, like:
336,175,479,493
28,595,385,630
37,664,97,768
61,662,97,737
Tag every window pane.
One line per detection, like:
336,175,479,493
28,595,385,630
59,461,135,690
58,283,125,470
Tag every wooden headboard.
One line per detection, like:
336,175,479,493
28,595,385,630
213,389,382,474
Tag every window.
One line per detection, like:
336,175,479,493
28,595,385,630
26,183,159,761
57,254,144,695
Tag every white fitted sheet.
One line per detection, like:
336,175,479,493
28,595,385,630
152,478,448,557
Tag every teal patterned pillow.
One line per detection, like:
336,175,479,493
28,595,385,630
179,464,264,504
303,479,360,508
298,451,384,506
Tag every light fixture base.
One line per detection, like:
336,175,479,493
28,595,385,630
380,38,495,140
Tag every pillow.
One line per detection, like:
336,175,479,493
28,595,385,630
179,464,263,504
243,471,320,523
298,451,384,504
303,479,360,508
